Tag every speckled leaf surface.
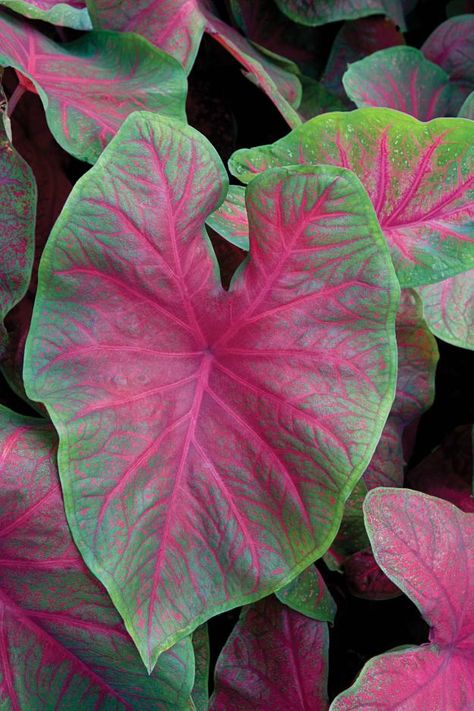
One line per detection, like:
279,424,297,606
459,91,474,119
210,596,329,710
417,270,474,350
0,0,91,29
0,406,195,710
87,0,302,126
275,565,336,622
192,625,210,711
342,47,451,119
322,17,404,100
272,0,405,29
0,13,187,163
331,489,474,709
230,108,474,287
422,15,474,115
0,122,35,358
206,185,249,250
24,112,398,670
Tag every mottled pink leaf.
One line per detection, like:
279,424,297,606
0,120,35,358
331,489,474,710
0,0,91,28
343,547,401,599
87,0,302,127
230,108,474,287
422,14,474,115
322,17,404,100
0,12,187,163
406,425,474,513
206,185,249,250
276,565,337,622
272,0,405,29
210,596,329,710
24,112,398,670
417,269,474,350
0,405,195,710
459,91,474,119
342,47,451,119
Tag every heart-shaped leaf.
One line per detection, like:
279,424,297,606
272,0,405,30
342,47,451,119
417,269,474,349
322,17,404,100
275,565,336,622
87,0,302,127
330,489,474,710
0,405,195,710
24,112,398,670
210,596,330,710
0,12,187,163
0,121,35,358
422,14,474,115
0,0,92,29
230,108,474,287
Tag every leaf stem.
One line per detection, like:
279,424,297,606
7,85,25,117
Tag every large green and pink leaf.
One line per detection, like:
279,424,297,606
86,0,302,127
24,112,398,670
0,405,195,710
417,269,474,350
230,108,474,287
322,17,404,100
330,489,474,709
0,12,187,163
422,14,474,115
0,0,91,29
272,0,405,29
210,596,330,710
342,47,452,119
0,120,35,358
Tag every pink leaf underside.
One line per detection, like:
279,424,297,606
229,108,474,288
87,0,302,126
322,17,404,100
0,406,194,710
272,0,406,30
342,46,451,119
0,12,186,163
210,596,329,711
422,14,474,114
0,0,91,29
275,565,337,622
363,289,438,490
24,112,398,669
416,269,474,350
406,425,474,513
332,488,474,709
0,123,35,354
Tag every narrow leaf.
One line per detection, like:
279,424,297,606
230,108,474,287
24,112,399,670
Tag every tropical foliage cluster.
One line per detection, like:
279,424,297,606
0,0,473,708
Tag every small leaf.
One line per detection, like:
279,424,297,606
0,405,195,710
330,489,474,709
276,565,337,622
230,108,474,287
272,0,405,30
0,0,92,29
417,269,474,350
206,185,249,250
342,47,451,119
210,596,330,710
24,112,399,670
0,13,187,162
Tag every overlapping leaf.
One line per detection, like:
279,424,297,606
192,625,210,711
331,489,474,709
0,0,92,29
206,185,248,250
0,12,187,162
211,596,330,710
417,269,474,349
272,0,405,29
422,14,474,115
0,120,35,358
0,405,195,710
230,108,474,287
86,0,302,126
275,565,336,622
459,92,474,119
342,47,451,119
24,112,398,670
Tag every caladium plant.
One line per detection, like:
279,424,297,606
0,1,473,707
